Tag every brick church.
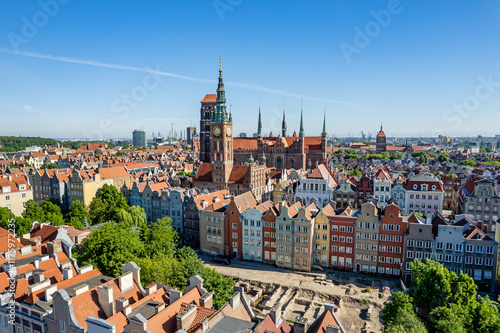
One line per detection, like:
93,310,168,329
199,72,328,172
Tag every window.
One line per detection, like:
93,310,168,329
407,240,415,247
475,257,483,265
455,244,463,252
436,242,443,250
407,251,414,259
455,256,462,263
486,246,494,254
476,246,483,254
466,244,473,253
465,256,473,264
446,243,453,251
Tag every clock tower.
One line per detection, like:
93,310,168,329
210,58,234,188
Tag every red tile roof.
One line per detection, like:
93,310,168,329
201,94,217,103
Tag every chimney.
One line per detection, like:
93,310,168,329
326,324,340,333
168,289,182,304
270,304,281,324
146,283,158,295
123,305,132,316
118,271,134,292
29,279,51,295
229,292,241,310
155,302,165,314
477,221,483,230
116,297,129,313
97,285,115,317
200,292,213,309
45,284,57,302
63,267,73,280
20,246,32,255
33,271,44,283
176,304,197,331
293,317,309,333
74,284,89,296
47,240,62,255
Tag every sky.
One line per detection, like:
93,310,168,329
0,0,499,140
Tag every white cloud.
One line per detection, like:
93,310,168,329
1,48,372,108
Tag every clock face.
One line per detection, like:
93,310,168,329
226,127,232,137
213,126,222,137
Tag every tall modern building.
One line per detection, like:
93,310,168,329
132,129,146,147
186,126,196,145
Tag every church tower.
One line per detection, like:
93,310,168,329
376,124,387,153
282,105,287,137
210,58,233,188
321,110,327,162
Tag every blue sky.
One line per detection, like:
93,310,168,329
1,0,499,140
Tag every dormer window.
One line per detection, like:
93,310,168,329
413,184,417,190
431,185,436,190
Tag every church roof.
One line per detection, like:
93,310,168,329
194,163,213,182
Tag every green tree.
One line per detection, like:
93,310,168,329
0,207,15,228
67,201,88,230
41,201,65,226
135,253,181,288
384,309,428,333
76,222,144,277
350,169,362,178
200,268,236,309
382,291,415,325
22,200,45,222
140,216,178,257
389,152,404,160
438,152,451,163
40,163,61,169
89,184,129,224
129,206,147,228
460,160,476,167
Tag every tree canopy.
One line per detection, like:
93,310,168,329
76,217,235,309
382,260,500,333
89,184,129,224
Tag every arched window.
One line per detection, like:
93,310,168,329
290,158,295,169
276,157,283,169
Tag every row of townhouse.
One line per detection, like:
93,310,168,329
30,169,72,210
199,191,499,291
403,214,499,292
294,164,446,219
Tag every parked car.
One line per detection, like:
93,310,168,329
211,255,231,265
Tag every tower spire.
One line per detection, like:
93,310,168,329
257,103,262,137
282,102,287,137
380,123,383,132
322,109,327,137
299,101,304,137
215,57,226,122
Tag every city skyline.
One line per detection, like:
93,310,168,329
1,1,499,139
